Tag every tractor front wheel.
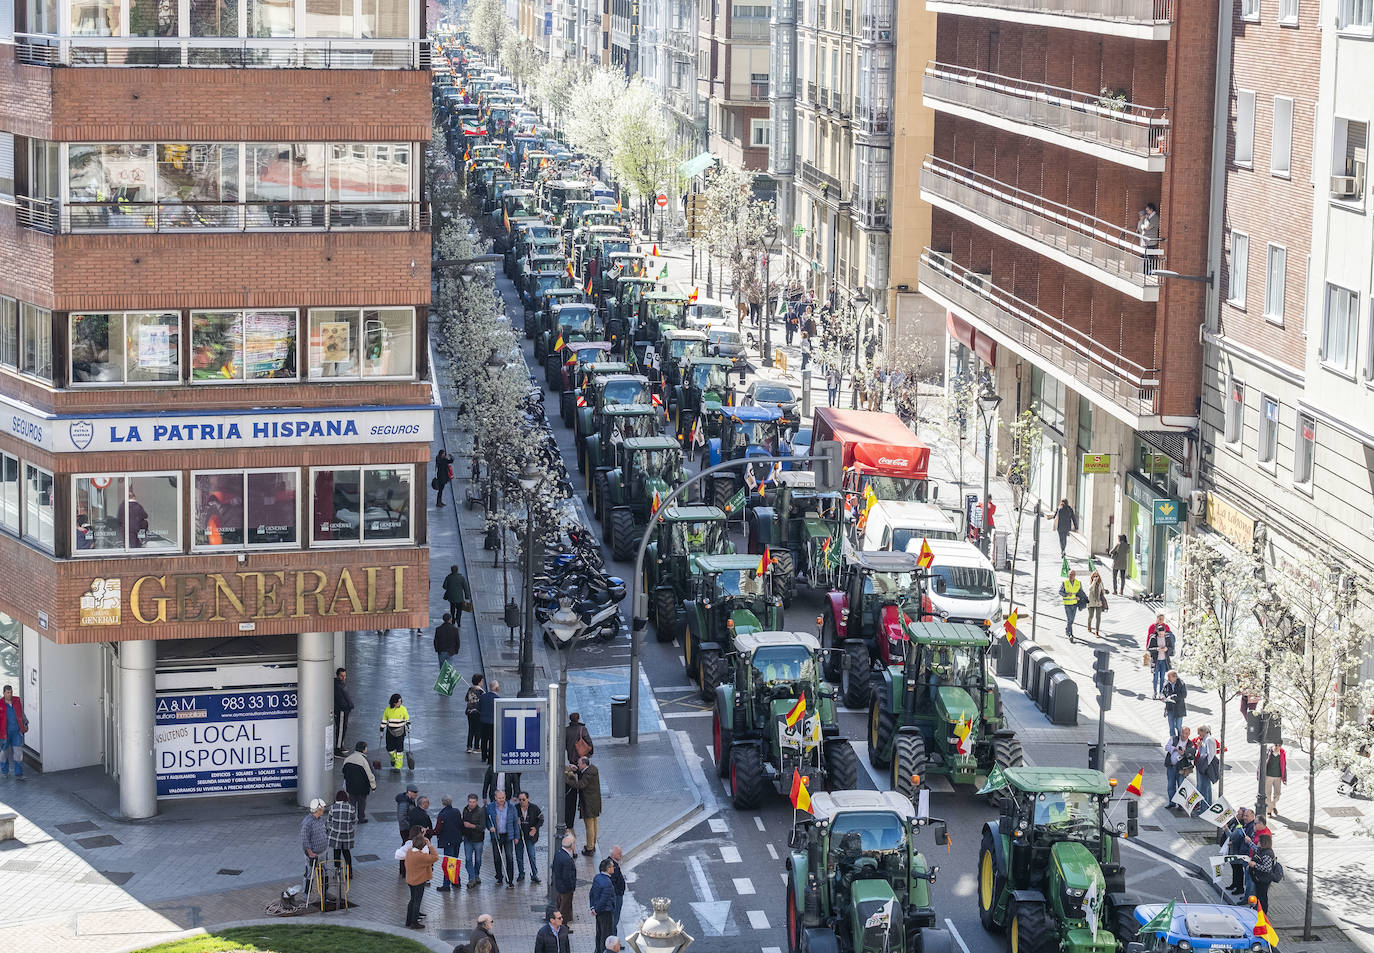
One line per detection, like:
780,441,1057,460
593,471,610,520
729,745,765,810
682,622,698,681
609,508,637,562
824,739,859,791
840,640,872,709
699,650,727,701
711,476,736,511
560,391,575,429
1109,902,1138,949
653,588,679,643
821,615,841,682
868,697,896,770
978,829,1006,933
892,732,928,801
1007,902,1055,953
914,927,954,953
544,354,560,389
786,872,800,953
992,735,1025,772
712,706,732,778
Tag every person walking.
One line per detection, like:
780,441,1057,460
485,789,518,888
825,366,840,407
380,693,410,772
465,674,486,755
1261,742,1287,816
478,679,499,764
434,795,464,893
608,846,626,936
434,612,462,670
1109,533,1130,594
1085,570,1106,638
1194,725,1219,805
553,834,578,926
442,564,473,628
1248,833,1277,910
301,798,330,897
461,793,487,887
0,684,29,780
590,858,617,952
333,668,353,756
1047,498,1078,557
342,741,376,822
468,913,500,953
395,783,419,876
1058,569,1083,642
564,712,593,764
395,828,440,929
535,909,572,953
567,756,602,855
1162,670,1188,739
799,331,811,370
435,447,455,507
327,790,357,886
1145,614,1174,699
515,790,544,884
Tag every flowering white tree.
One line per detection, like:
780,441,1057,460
609,78,682,228
929,372,980,496
499,35,542,95
564,68,629,168
464,0,509,59
693,164,775,308
527,59,583,134
999,408,1042,614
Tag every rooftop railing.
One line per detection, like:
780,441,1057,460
14,33,429,69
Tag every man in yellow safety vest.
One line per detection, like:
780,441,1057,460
1059,569,1083,643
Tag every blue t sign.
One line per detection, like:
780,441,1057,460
494,698,546,770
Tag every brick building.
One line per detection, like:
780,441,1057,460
0,7,433,815
917,0,1218,597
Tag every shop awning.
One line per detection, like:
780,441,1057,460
947,311,997,367
679,151,717,178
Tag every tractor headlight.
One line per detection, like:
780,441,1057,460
1176,941,1192,951
1251,944,1264,951
1066,888,1086,898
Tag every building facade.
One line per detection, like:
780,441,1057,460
0,4,433,815
918,0,1218,597
640,0,705,156
697,0,771,187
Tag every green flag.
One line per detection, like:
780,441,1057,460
658,264,669,280
976,764,1010,796
723,487,748,513
434,661,460,696
1061,556,1070,578
1136,901,1173,937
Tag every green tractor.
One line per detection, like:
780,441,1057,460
976,767,1140,953
599,436,687,560
644,504,733,641
784,790,951,953
680,554,785,696
606,274,660,352
670,355,737,451
573,372,655,472
530,286,589,342
633,290,690,353
710,630,859,808
748,469,846,603
867,620,1024,799
560,360,632,428
535,302,602,372
653,328,709,391
584,404,662,492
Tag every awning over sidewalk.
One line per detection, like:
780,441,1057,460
679,151,717,178
946,311,996,367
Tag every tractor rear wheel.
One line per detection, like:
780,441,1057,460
609,508,637,562
1007,902,1055,953
712,706,732,778
840,640,872,709
729,745,765,810
868,697,896,770
992,735,1025,771
653,588,679,643
699,650,727,701
978,829,1006,933
544,354,560,390
771,549,797,606
1109,902,1138,948
824,739,859,791
821,615,841,682
892,732,928,801
914,927,953,953
786,872,800,953
711,477,736,511
560,392,575,429
593,472,610,520
682,622,698,681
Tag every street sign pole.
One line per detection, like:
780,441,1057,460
546,681,558,908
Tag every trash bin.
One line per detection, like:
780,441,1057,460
994,634,1018,678
610,694,630,739
1020,645,1047,694
992,530,1010,571
1046,670,1078,726
1033,657,1061,711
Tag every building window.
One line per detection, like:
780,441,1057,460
1240,0,1260,18
1322,283,1359,376
0,453,18,533
1338,0,1373,30
0,133,13,202
750,72,768,100
1258,396,1279,465
73,473,180,553
1227,231,1249,307
1031,366,1067,434
311,466,413,545
191,310,299,381
1330,118,1367,201
1264,244,1286,324
307,307,415,380
1279,0,1299,22
1224,378,1244,445
1235,90,1255,166
750,119,771,148
1271,97,1293,176
1294,413,1315,486
0,296,16,369
70,311,181,384
23,463,53,551
193,469,299,549
19,303,51,381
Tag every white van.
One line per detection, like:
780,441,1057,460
920,539,1002,628
685,298,727,324
858,500,961,553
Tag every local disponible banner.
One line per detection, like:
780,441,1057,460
154,687,298,798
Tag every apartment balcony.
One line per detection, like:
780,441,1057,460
918,251,1159,423
922,63,1168,172
799,161,844,204
15,33,430,68
920,156,1160,300
923,0,1172,41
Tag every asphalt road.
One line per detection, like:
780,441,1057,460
497,267,1204,952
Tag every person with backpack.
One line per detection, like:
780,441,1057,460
434,448,455,507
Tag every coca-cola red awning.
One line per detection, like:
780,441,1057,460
812,407,930,479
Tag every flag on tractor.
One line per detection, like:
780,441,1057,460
615,200,622,213
784,694,806,727
789,769,812,813
442,855,461,885
503,209,510,229
651,490,662,516
821,535,840,568
916,537,934,569
1253,904,1278,947
553,333,564,352
862,484,878,516
651,243,659,257
584,276,593,295
565,261,575,278
688,287,699,303
463,149,470,162
1126,768,1144,796
657,263,669,280
756,545,771,576
1004,609,1019,645
953,715,973,754
1136,901,1174,937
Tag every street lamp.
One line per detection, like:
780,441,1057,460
627,898,694,953
544,597,582,906
762,229,781,369
976,378,1002,558
849,288,869,409
517,461,544,699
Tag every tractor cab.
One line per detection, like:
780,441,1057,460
548,341,612,398
644,505,734,639
536,302,601,366
672,355,737,451
712,404,791,468
634,292,689,348
663,507,729,562
842,551,927,659
582,402,660,496
598,435,685,559
747,470,845,599
694,554,783,641
655,329,709,388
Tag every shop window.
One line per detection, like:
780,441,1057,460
308,307,414,380
193,469,299,549
73,472,180,553
1258,396,1279,466
1294,413,1315,486
23,463,53,551
70,312,181,384
20,304,51,381
191,310,298,381
0,453,17,533
311,466,413,545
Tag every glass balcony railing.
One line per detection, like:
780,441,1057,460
920,156,1162,289
14,33,429,68
928,0,1172,27
919,250,1160,417
58,200,429,233
800,161,843,202
923,62,1169,159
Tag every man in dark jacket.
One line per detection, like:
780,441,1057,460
515,791,544,884
395,784,419,876
1162,669,1188,738
590,858,617,952
434,613,462,670
567,756,602,856
608,845,626,934
461,793,487,887
341,740,376,821
333,668,353,756
1226,807,1257,893
534,909,571,953
442,564,473,624
434,796,464,892
478,680,499,763
485,789,518,887
468,913,499,953
552,834,578,926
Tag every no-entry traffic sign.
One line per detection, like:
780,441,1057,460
656,193,669,208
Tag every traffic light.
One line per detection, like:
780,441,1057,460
1093,647,1114,712
1248,711,1283,744
813,440,843,493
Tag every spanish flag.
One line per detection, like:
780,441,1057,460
615,200,622,213
651,489,662,516
584,276,593,295
651,243,659,257
785,694,806,727
566,262,575,278
553,333,564,352
688,287,699,303
789,768,812,813
442,855,461,885
916,537,934,569
1126,768,1144,797
953,715,973,755
503,208,510,229
1253,903,1278,947
756,545,771,576
1004,609,1019,645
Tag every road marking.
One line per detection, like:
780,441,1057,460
688,856,714,901
754,816,766,832
721,845,742,864
780,872,788,884
663,710,713,719
733,877,756,895
946,919,972,953
709,818,728,833
654,685,696,693
766,843,778,860
763,948,783,953
747,910,770,930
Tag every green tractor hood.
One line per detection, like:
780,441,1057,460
932,686,979,726
728,608,764,635
850,879,903,953
1051,842,1117,953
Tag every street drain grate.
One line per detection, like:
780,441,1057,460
76,835,121,849
1324,806,1363,817
217,869,242,876
1139,824,1163,831
58,821,99,835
